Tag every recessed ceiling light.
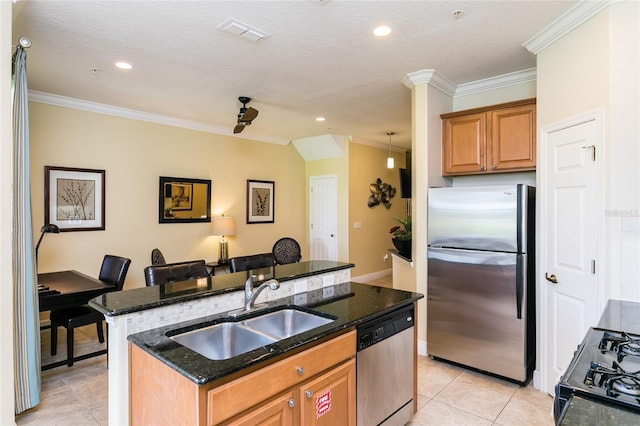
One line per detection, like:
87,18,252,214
373,25,391,37
115,61,132,70
315,117,326,122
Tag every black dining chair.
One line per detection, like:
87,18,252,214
272,237,302,265
144,260,209,286
151,248,167,265
50,254,131,367
229,253,275,273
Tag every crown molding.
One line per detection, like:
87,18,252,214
523,0,614,54
28,90,290,145
454,68,537,97
403,67,536,98
402,69,457,97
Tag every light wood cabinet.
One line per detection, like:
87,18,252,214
441,99,536,175
225,359,355,426
130,330,356,426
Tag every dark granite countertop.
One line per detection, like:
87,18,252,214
558,395,639,425
89,260,354,317
127,281,423,385
597,299,640,335
389,249,412,263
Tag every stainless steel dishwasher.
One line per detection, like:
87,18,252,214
357,304,415,426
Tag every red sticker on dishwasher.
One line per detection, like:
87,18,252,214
316,389,332,418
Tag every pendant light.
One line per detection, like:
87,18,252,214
386,132,395,169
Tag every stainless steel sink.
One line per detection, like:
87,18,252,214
243,308,334,340
168,308,334,360
170,322,277,361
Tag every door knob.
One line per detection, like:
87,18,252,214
305,390,313,399
545,273,558,284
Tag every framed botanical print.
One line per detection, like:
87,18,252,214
247,179,274,224
45,166,105,231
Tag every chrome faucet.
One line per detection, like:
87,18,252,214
230,275,280,316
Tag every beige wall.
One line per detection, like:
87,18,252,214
453,81,537,112
537,2,640,302
348,142,406,278
30,102,307,289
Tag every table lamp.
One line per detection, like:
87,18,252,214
35,223,60,260
211,215,235,265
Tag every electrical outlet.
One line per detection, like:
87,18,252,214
383,254,389,262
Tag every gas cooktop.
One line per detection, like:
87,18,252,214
555,328,640,420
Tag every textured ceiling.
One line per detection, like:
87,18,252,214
11,0,578,150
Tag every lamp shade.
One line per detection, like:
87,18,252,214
211,216,236,236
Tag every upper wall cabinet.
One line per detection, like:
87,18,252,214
441,98,536,176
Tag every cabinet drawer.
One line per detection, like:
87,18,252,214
208,330,356,425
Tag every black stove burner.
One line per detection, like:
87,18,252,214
585,361,640,400
554,328,640,421
599,331,640,362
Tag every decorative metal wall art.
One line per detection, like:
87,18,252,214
368,178,396,209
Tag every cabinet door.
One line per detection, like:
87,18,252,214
489,104,536,171
223,390,295,426
299,359,356,426
442,112,487,175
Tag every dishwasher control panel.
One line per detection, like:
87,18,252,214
356,305,414,351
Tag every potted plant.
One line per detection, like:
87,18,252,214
389,216,412,258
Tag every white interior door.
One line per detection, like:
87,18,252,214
541,116,600,394
309,175,337,261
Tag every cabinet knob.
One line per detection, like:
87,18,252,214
480,165,485,170
492,164,497,169
288,399,295,408
305,390,313,399
297,367,304,376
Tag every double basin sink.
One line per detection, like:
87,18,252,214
169,307,335,361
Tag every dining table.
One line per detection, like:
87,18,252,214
38,270,116,370
38,270,116,312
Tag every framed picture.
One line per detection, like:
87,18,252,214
158,176,211,224
45,166,105,232
247,179,274,224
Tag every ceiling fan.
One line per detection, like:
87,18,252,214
233,96,259,134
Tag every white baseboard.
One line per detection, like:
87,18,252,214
351,268,392,283
418,339,427,356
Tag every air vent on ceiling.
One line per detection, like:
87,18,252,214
217,18,270,42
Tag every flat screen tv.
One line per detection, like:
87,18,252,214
399,168,411,198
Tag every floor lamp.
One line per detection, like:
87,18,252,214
211,215,235,265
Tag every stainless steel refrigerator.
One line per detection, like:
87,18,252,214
427,184,535,383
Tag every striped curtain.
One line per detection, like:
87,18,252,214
12,44,41,414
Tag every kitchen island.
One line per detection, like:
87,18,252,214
89,261,423,425
128,281,422,424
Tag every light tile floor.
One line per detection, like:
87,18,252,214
410,356,554,426
17,275,554,425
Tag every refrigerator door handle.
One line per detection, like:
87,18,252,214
516,256,524,319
